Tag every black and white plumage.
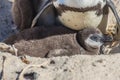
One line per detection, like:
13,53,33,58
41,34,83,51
12,0,120,35
31,0,120,31
53,0,106,30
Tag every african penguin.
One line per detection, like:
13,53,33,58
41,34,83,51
12,0,120,33
1,27,112,57
31,0,120,31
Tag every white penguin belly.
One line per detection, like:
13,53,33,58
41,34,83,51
58,11,103,30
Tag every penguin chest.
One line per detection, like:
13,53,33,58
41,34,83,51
58,11,103,30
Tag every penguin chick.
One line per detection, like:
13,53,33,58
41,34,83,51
2,27,111,57
3,26,76,44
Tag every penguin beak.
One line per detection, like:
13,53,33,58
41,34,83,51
99,35,113,54
101,34,113,42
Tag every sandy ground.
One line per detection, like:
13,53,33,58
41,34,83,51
0,52,120,80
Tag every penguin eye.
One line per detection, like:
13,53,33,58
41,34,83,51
90,36,98,41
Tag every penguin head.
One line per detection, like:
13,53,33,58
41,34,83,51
76,27,113,53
